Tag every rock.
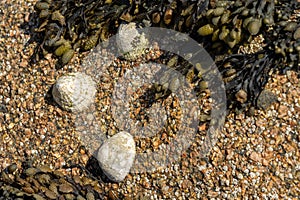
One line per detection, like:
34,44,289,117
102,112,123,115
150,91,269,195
0,104,7,113
235,89,247,104
116,22,149,61
256,89,277,110
277,105,288,119
97,131,136,182
52,72,96,112
7,163,17,174
58,184,74,193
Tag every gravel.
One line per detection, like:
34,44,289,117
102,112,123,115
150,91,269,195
0,0,299,199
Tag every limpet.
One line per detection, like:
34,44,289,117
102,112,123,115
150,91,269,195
52,72,96,112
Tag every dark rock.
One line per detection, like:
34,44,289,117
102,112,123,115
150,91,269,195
256,89,278,110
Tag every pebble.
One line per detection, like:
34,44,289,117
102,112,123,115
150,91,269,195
58,184,74,193
44,189,57,199
24,168,39,177
7,163,17,174
256,89,278,110
97,131,136,182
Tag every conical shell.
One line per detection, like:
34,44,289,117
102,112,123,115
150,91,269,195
52,72,96,112
116,22,149,61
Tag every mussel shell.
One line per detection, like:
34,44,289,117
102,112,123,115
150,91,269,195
225,68,236,77
181,4,194,17
185,15,193,28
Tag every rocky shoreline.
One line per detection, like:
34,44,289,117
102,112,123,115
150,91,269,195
0,0,299,199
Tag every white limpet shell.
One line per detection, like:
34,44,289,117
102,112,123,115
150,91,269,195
52,72,97,112
97,131,136,182
116,22,149,61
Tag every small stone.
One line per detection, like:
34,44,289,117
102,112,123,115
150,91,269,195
22,186,35,194
0,104,7,112
59,184,74,193
45,189,57,199
37,174,51,185
256,89,277,110
37,165,52,173
86,192,95,200
97,131,136,182
295,170,300,180
8,123,15,129
249,151,262,162
24,168,39,177
49,183,58,194
277,105,288,119
77,195,86,200
32,194,46,200
235,89,247,104
64,194,75,200
73,175,81,184
24,128,32,137
7,163,17,174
